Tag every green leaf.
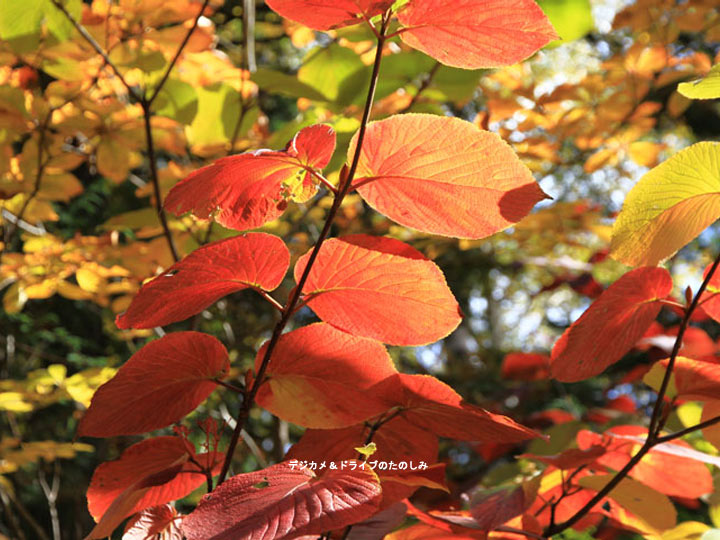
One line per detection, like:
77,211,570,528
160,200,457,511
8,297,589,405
0,0,44,53
678,64,720,100
186,82,258,146
537,0,594,45
298,44,365,105
44,0,82,41
251,68,328,101
152,79,199,125
610,142,720,267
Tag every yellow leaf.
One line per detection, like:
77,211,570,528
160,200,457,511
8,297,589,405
579,474,677,531
2,282,27,314
76,267,103,293
662,521,710,540
0,392,34,413
354,442,377,458
628,141,664,167
678,64,720,100
611,142,720,267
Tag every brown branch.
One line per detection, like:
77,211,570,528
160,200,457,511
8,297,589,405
146,0,212,106
217,13,392,485
655,413,720,443
399,61,441,114
545,248,720,536
3,115,51,252
49,0,139,99
141,103,180,262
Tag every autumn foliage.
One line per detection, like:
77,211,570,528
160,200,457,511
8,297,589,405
3,0,720,539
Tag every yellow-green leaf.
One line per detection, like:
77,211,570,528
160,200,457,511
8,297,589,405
678,64,720,100
579,474,677,531
611,142,720,267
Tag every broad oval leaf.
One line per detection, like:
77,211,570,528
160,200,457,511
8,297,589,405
265,0,393,31
78,332,229,437
469,477,540,531
182,461,382,540
678,64,720,100
87,436,219,525
350,114,548,239
578,475,677,532
550,267,673,382
646,356,720,402
116,233,289,329
122,505,182,540
295,235,461,345
391,374,539,443
610,142,720,267
396,0,558,69
165,124,335,231
255,323,397,428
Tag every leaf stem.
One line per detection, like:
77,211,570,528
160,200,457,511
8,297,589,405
544,249,720,536
216,13,391,485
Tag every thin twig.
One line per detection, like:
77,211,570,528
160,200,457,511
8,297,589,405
217,13,391,485
257,290,285,312
545,249,720,536
398,61,441,114
141,102,180,262
243,0,257,73
655,413,720,443
214,378,246,394
146,0,212,105
38,463,62,540
49,0,139,99
1,482,50,540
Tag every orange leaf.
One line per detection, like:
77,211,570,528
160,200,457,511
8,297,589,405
501,353,550,381
351,114,548,239
255,323,398,428
469,477,540,531
295,235,461,346
390,374,539,443
550,267,673,382
396,0,557,69
116,233,289,329
652,356,720,402
122,505,182,540
181,461,382,540
577,426,713,498
165,124,335,231
86,437,219,526
265,0,393,30
78,332,228,437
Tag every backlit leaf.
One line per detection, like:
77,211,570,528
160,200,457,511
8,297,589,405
255,323,398,428
646,357,720,402
166,124,335,231
396,0,558,69
294,235,461,346
87,437,219,524
122,505,183,540
78,332,229,437
265,0,393,30
579,475,677,531
611,142,720,267
116,233,289,329
550,267,672,382
351,114,548,239
678,64,720,100
391,374,539,443
182,461,382,540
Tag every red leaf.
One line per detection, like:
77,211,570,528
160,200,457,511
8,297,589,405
294,234,462,345
655,356,720,401
86,463,186,540
518,446,606,470
255,323,398,428
122,505,182,540
350,114,548,239
577,426,713,498
116,233,289,329
699,262,720,322
182,461,382,540
87,437,220,529
501,353,550,381
396,0,557,69
469,477,539,531
265,0,393,30
550,267,673,382
165,124,335,231
78,332,229,437
287,415,439,466
389,374,539,443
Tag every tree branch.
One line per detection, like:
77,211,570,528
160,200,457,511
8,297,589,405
49,0,139,99
146,0,212,106
217,13,391,485
544,248,720,536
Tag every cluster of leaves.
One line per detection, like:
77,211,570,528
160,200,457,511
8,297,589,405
4,0,720,539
